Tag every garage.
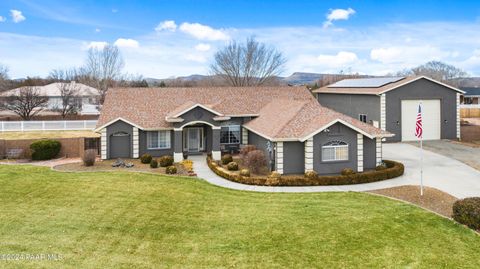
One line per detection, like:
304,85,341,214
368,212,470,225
401,99,441,141
109,132,131,158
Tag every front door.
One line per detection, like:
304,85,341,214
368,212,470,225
187,127,203,152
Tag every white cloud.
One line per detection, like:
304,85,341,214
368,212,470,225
316,51,359,67
324,8,355,28
184,54,207,63
179,22,229,41
195,43,211,51
155,20,177,32
95,28,101,33
0,16,6,22
114,38,139,48
370,46,447,64
84,41,108,50
10,10,26,23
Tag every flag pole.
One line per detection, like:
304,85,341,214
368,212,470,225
420,101,424,196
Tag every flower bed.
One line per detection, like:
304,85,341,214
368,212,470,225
207,156,404,186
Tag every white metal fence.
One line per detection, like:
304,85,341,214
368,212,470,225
0,120,98,132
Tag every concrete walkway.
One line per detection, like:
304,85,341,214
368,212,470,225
191,143,480,198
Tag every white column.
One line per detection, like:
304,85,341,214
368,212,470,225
242,127,248,145
380,94,386,131
456,93,461,140
211,151,221,160
304,138,313,172
357,134,363,172
276,142,284,174
132,127,139,158
376,137,382,166
100,128,107,160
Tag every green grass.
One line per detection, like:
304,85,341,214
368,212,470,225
0,165,479,268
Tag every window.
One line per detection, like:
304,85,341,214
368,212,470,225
147,131,171,149
359,114,367,123
220,125,240,144
322,141,349,161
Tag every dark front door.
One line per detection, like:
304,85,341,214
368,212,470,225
109,132,131,158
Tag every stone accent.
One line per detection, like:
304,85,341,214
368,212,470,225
456,93,461,140
276,142,284,174
101,128,107,160
242,127,248,145
132,127,139,158
212,151,221,160
376,137,382,166
357,134,363,172
380,94,386,131
304,138,313,172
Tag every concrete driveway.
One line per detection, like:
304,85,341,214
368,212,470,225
383,143,480,198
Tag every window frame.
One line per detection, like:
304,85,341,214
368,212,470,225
321,140,349,162
359,114,367,123
220,125,241,144
146,130,171,150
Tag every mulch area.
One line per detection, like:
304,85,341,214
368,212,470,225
53,159,190,176
368,185,458,218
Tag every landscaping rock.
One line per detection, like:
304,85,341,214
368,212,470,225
112,159,125,167
125,162,134,168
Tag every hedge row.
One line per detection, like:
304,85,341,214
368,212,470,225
207,157,404,186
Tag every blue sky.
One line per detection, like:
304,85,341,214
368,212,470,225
1,0,480,78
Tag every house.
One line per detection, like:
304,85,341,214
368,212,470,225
1,82,101,116
95,86,392,175
313,76,464,142
460,87,480,107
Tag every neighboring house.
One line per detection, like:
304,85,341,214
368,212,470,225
460,87,480,107
0,82,100,115
313,76,464,142
95,87,392,175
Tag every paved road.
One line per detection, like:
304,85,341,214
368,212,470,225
192,143,480,198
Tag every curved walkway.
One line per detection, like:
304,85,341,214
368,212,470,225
191,143,480,198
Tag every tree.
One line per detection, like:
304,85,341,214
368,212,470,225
84,45,125,103
395,61,468,86
0,64,9,91
54,82,81,119
210,37,286,86
1,86,48,120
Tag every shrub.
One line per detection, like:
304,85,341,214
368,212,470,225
159,155,174,167
375,163,387,171
30,139,61,160
140,154,152,164
227,162,239,171
150,159,158,168
182,160,193,172
244,150,267,173
240,145,257,158
83,149,96,167
305,170,318,180
269,171,281,178
166,165,177,174
240,169,250,177
453,197,480,230
221,154,233,165
341,168,355,176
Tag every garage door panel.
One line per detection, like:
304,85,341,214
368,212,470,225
401,100,441,141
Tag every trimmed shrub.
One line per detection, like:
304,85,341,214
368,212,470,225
159,155,174,167
240,169,250,177
166,165,177,174
453,197,480,230
305,170,318,180
240,145,257,158
244,150,267,174
150,159,158,168
83,149,97,167
30,139,61,160
140,154,152,164
375,163,387,171
341,168,355,176
221,154,233,165
269,171,281,178
227,162,239,171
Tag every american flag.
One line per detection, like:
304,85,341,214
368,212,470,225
415,104,423,138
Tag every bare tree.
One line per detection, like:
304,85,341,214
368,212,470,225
1,86,48,120
0,64,9,91
84,45,125,103
210,37,286,86
53,82,81,118
395,61,468,87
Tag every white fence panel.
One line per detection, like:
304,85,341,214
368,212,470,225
0,120,98,132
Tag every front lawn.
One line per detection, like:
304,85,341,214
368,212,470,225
1,165,480,268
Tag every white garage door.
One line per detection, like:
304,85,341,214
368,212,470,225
401,99,441,141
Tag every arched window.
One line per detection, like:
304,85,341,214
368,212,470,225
112,131,129,137
322,140,349,161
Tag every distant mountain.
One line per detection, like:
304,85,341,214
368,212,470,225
450,77,480,88
281,72,326,85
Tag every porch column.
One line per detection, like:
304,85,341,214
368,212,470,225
212,127,221,160
357,134,363,172
173,129,183,162
132,127,139,158
100,128,107,160
276,142,284,174
242,127,248,145
376,137,382,166
304,138,313,172
456,93,461,140
380,93,386,131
